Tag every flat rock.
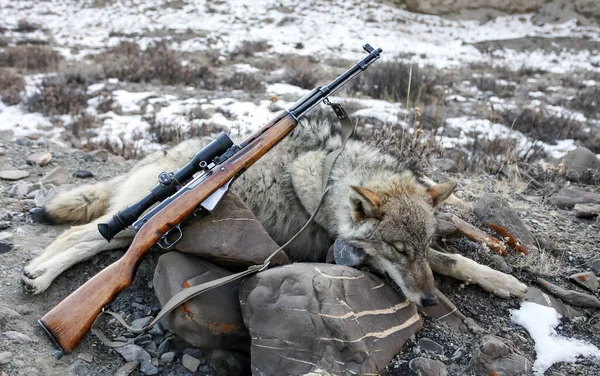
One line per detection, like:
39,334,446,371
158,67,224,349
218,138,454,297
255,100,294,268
409,357,449,376
0,221,10,230
160,352,175,363
0,170,30,181
419,338,445,355
139,361,158,375
538,278,600,308
562,147,600,181
114,344,151,363
570,271,599,292
474,194,536,252
548,187,600,208
26,151,52,166
470,335,532,376
41,167,70,186
153,252,250,351
114,361,139,376
15,137,31,146
87,149,110,162
240,263,422,375
0,241,13,255
574,203,600,218
0,351,12,365
4,331,37,343
523,286,582,318
130,316,153,329
182,354,201,372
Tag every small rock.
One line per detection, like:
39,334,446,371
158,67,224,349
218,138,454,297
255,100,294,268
26,152,52,166
160,352,175,363
538,278,600,308
523,286,582,318
409,357,449,376
587,255,600,275
108,155,127,164
432,158,457,173
140,361,158,375
145,341,158,357
0,210,12,221
419,338,445,355
0,306,21,323
41,167,70,186
0,222,9,230
87,149,110,162
34,185,59,207
4,331,37,343
0,170,30,181
0,351,12,365
53,350,63,359
15,137,32,146
131,316,153,329
73,170,94,179
114,361,139,376
548,187,600,208
574,203,600,218
182,354,201,372
182,348,204,360
562,147,600,181
78,353,93,363
67,359,89,376
157,338,171,356
134,333,153,346
570,271,599,292
114,344,151,363
470,335,532,376
9,181,34,198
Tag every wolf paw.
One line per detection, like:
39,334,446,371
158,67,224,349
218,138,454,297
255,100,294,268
21,264,57,294
476,270,528,299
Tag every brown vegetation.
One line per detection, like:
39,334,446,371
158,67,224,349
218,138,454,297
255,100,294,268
219,72,264,92
0,45,63,72
0,69,25,105
27,71,91,116
282,55,321,89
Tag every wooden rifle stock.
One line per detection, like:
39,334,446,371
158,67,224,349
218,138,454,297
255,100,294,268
39,112,298,353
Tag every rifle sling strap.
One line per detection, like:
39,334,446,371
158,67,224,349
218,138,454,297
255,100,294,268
92,101,355,349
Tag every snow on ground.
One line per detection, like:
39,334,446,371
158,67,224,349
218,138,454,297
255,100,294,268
510,302,600,373
1,0,599,72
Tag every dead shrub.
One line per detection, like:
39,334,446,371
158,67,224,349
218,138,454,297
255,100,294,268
27,72,90,116
283,55,321,89
147,108,214,146
219,72,264,92
70,113,99,138
0,69,25,105
0,45,63,72
570,86,600,119
231,40,269,58
96,42,214,87
492,107,580,144
15,20,40,33
348,61,438,105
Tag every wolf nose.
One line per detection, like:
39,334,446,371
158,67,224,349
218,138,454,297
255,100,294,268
420,296,438,307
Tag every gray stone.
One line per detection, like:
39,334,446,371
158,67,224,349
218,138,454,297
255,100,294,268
474,194,537,252
432,158,457,172
67,359,89,376
134,333,153,346
77,353,93,363
74,169,94,179
0,210,12,221
409,357,449,376
570,271,599,292
114,361,139,376
0,306,21,324
574,203,600,218
4,331,37,343
0,221,11,230
0,351,12,365
208,349,250,376
108,155,127,164
157,338,171,356
160,352,175,363
114,344,151,363
182,348,204,359
548,187,600,208
419,338,445,355
0,170,30,181
587,255,600,275
41,166,70,186
523,286,582,319
87,149,110,162
153,252,250,351
538,278,600,308
470,335,532,376
34,185,59,207
131,316,153,329
140,361,158,375
0,240,13,255
26,151,52,166
562,147,600,181
240,263,422,375
9,181,30,198
15,137,31,146
182,354,201,372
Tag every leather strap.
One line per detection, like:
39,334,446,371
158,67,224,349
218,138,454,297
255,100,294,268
321,101,356,191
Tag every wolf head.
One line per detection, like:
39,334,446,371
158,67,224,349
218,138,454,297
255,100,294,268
334,173,456,307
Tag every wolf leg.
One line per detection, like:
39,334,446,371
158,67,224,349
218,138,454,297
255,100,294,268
428,249,527,298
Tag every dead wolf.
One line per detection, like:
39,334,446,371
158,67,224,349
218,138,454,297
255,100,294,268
23,120,527,305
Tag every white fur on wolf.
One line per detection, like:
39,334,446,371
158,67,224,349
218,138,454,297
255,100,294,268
23,120,526,303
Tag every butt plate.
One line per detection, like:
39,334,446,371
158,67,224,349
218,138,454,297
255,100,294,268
38,319,66,354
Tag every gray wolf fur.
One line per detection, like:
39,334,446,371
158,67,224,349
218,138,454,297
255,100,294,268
23,120,527,304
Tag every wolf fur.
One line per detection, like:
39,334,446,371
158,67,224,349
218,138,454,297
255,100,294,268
23,120,527,303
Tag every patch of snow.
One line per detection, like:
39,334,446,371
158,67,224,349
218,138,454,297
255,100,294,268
112,90,155,113
510,302,600,373
266,83,308,96
234,64,260,74
87,83,105,94
583,80,597,87
0,102,58,138
528,91,545,98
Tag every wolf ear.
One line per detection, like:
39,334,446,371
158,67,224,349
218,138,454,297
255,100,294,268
333,238,368,267
426,181,457,208
349,186,382,221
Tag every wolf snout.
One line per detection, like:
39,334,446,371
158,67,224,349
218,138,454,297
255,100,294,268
420,296,438,307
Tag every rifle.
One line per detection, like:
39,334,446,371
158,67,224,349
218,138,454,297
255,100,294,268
39,44,382,353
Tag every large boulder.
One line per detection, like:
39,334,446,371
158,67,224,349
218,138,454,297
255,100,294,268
175,193,288,270
153,252,250,352
562,147,600,181
239,263,422,375
548,187,600,209
470,335,532,376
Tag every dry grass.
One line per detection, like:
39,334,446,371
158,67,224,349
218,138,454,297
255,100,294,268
512,247,564,277
27,71,91,116
15,20,40,33
219,72,264,92
95,42,215,87
571,86,600,119
230,40,270,58
147,106,215,146
0,45,64,72
0,69,25,105
491,107,580,144
282,55,322,89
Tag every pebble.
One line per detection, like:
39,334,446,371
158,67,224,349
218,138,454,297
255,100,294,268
15,137,31,146
4,331,37,343
182,354,201,372
114,344,151,363
0,351,12,365
140,361,159,375
26,152,52,166
0,170,30,181
42,167,70,186
87,149,110,162
114,361,139,376
73,169,94,179
34,186,59,208
10,181,30,198
67,359,89,376
78,353,93,363
53,350,64,359
157,338,171,356
131,316,153,329
160,352,175,363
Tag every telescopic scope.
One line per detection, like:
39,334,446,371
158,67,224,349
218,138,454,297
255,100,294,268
98,133,234,242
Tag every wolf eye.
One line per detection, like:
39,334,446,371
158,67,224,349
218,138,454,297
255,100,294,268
385,241,406,255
